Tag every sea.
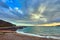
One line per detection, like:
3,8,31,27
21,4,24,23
16,26,60,36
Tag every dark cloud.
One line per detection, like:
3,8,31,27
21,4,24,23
50,18,60,22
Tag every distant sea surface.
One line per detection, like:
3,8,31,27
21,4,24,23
17,26,60,35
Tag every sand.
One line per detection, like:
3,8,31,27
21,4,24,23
0,30,58,40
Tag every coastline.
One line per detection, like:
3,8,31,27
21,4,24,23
0,30,58,40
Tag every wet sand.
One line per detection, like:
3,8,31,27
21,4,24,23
0,30,58,40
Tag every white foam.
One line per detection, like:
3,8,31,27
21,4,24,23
16,31,60,40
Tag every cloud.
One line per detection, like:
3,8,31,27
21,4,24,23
14,7,23,14
42,0,60,22
27,0,60,23
38,4,46,14
0,0,60,25
0,6,22,20
50,18,60,22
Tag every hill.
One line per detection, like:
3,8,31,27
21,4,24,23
0,20,16,27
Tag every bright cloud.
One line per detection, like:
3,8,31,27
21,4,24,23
0,0,60,25
38,4,46,14
14,7,23,14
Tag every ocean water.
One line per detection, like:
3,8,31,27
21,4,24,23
17,26,60,35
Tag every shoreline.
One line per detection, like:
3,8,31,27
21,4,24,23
0,30,58,40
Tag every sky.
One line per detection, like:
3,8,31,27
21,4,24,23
0,0,60,26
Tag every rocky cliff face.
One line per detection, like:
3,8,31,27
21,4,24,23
0,20,16,27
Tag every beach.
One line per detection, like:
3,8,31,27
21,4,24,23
0,30,58,40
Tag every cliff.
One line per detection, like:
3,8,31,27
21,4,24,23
0,20,16,27
0,20,25,31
